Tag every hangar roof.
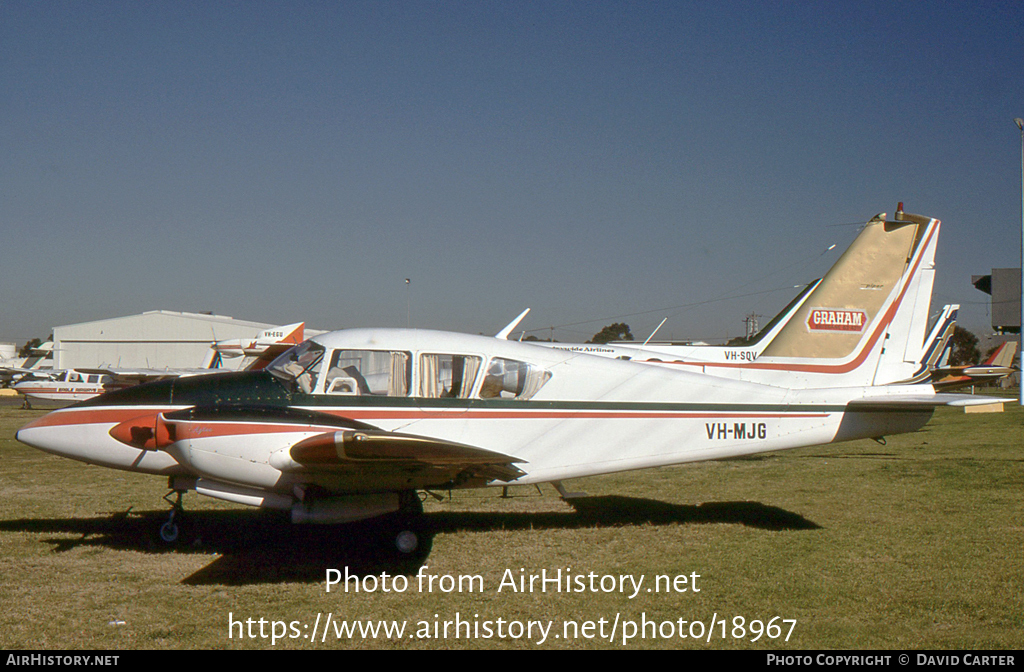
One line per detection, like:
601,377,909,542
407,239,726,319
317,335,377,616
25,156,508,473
54,310,277,342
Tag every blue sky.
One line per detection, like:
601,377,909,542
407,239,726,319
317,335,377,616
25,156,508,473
2,1,1022,346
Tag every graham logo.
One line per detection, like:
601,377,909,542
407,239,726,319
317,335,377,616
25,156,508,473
807,308,867,332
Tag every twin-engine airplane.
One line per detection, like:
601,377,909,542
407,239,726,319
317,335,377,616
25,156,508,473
14,206,1006,562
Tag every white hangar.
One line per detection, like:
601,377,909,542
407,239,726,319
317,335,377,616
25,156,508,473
51,311,291,371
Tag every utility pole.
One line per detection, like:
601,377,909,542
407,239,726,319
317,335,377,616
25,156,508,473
744,313,761,340
1015,118,1024,405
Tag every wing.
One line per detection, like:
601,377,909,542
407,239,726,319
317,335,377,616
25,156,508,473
77,366,229,386
924,341,1019,392
0,366,59,379
110,404,526,490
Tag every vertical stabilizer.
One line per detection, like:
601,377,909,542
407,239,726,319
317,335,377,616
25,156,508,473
871,211,941,385
755,206,940,385
886,304,958,385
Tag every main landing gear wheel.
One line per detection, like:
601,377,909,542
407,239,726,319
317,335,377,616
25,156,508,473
381,490,432,568
394,529,419,554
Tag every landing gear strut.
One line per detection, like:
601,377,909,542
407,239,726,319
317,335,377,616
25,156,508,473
159,488,186,544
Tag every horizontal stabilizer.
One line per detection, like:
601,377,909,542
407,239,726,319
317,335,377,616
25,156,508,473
847,394,1005,412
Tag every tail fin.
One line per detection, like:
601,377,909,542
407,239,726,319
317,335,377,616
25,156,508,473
200,348,224,370
241,322,306,371
887,304,958,385
754,204,941,385
928,305,959,367
985,340,1019,368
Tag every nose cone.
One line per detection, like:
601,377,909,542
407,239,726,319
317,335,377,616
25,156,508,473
16,408,185,474
15,409,101,456
15,413,54,449
15,413,81,464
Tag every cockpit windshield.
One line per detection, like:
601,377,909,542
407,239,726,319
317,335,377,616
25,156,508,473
266,340,325,394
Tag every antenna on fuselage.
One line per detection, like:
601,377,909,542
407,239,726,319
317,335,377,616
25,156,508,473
495,308,531,340
633,317,668,360
642,318,668,348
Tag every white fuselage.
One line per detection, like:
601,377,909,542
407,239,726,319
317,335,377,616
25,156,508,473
16,329,938,503
13,370,114,405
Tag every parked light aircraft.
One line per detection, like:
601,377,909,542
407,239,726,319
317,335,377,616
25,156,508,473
210,322,306,370
930,339,1019,392
871,303,1018,391
15,207,1005,563
11,369,122,406
10,324,307,407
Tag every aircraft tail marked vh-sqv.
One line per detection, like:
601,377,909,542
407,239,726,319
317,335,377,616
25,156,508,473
14,206,1004,563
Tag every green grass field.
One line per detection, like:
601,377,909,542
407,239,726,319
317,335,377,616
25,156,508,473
1,396,1020,649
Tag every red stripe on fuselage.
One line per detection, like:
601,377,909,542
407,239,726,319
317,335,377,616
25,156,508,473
20,405,830,435
308,408,830,421
16,387,104,395
17,407,189,431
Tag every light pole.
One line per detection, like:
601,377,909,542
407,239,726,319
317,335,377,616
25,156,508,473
405,278,411,328
1016,118,1024,405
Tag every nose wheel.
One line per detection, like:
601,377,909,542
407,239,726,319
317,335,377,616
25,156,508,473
159,489,187,545
160,515,180,543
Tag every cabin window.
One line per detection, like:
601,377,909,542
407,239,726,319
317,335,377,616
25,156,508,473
322,350,410,396
419,354,482,398
479,358,552,400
